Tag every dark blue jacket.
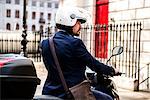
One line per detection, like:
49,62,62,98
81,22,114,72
41,31,115,98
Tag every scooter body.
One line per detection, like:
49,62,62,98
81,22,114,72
87,72,120,100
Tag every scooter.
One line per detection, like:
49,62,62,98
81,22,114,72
86,46,124,100
0,46,123,100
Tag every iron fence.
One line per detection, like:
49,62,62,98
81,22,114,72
79,22,145,91
1,22,149,91
0,23,142,77
80,22,142,80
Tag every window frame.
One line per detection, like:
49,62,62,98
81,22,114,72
6,23,11,30
32,25,36,31
16,23,19,30
47,2,52,8
15,0,20,5
48,13,51,20
40,2,44,7
6,0,11,4
55,3,58,8
6,9,11,17
32,12,36,19
32,1,36,6
15,10,20,18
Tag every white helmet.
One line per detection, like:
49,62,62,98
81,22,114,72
55,7,87,27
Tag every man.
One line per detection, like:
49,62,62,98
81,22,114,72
41,7,118,99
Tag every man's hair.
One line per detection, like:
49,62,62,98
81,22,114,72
56,24,73,33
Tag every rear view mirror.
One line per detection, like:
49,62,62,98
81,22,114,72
106,46,123,64
112,46,123,57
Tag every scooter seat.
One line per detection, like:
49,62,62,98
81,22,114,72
33,95,62,100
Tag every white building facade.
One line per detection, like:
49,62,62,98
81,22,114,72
0,0,59,32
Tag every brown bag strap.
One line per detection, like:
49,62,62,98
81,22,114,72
49,35,72,96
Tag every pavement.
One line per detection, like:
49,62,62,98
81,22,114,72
34,62,150,100
118,88,150,100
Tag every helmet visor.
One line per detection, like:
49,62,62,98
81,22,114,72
77,17,86,24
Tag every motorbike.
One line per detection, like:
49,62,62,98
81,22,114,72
86,46,124,100
0,46,123,100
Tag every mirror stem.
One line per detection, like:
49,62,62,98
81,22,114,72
106,56,112,65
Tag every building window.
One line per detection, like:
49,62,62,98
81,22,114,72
48,13,51,20
40,25,43,31
32,1,36,6
55,3,58,8
40,12,44,18
47,3,51,8
15,10,20,18
6,0,11,4
40,2,44,7
6,9,11,17
15,0,20,4
32,25,36,31
16,23,19,30
6,23,11,30
32,12,36,19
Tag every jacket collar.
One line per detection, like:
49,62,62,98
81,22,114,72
58,30,74,36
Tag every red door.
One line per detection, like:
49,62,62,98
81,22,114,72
95,0,108,58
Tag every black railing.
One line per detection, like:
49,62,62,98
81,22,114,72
80,22,144,91
80,22,142,81
1,22,149,91
139,63,150,91
0,35,21,54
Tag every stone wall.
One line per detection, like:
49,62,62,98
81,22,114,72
109,0,150,90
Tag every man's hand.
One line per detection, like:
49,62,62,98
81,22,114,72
114,68,122,76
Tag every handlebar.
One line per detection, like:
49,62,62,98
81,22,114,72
114,72,125,76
